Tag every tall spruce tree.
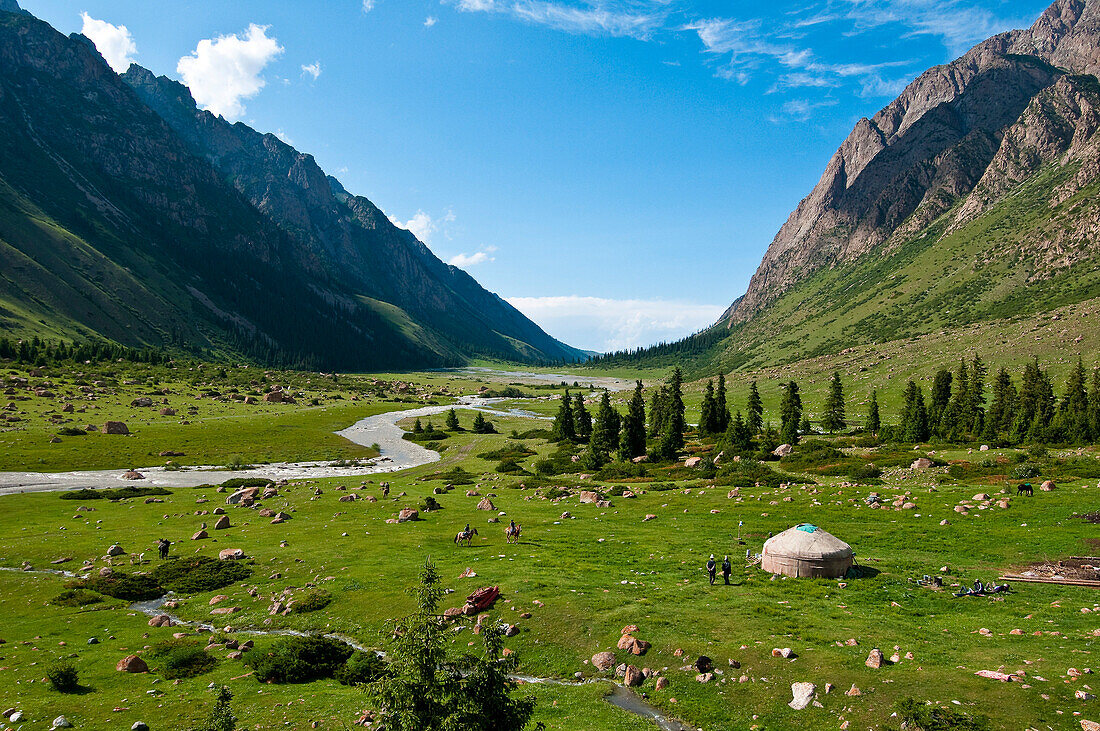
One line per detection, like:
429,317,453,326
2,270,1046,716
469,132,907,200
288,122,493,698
779,381,803,445
726,411,753,451
929,369,952,436
900,380,930,443
965,355,987,437
821,371,846,433
648,387,669,438
699,380,718,435
1056,358,1091,443
445,408,460,431
552,391,575,442
867,390,881,435
715,374,730,433
586,392,619,469
619,381,647,461
985,367,1017,441
666,368,686,453
572,392,592,440
746,381,763,435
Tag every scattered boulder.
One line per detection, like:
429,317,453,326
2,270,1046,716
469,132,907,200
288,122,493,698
122,470,144,480
1040,480,1056,491
476,498,495,511
684,456,703,468
160,408,176,416
226,487,260,505
131,397,154,408
624,665,644,687
51,716,72,729
213,516,231,530
103,421,129,435
107,544,126,556
218,548,245,561
191,530,208,540
866,648,884,668
789,682,817,710
654,676,669,691
116,655,148,673
773,444,794,457
397,508,418,522
578,491,599,504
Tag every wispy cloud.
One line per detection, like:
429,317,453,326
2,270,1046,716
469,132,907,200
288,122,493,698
388,209,456,245
843,0,1031,56
449,0,671,40
770,97,838,122
362,0,377,13
79,13,137,73
507,295,725,352
177,24,283,120
301,61,322,80
425,16,438,27
449,249,496,268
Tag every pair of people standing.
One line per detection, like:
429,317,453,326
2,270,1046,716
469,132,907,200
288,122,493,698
706,554,732,585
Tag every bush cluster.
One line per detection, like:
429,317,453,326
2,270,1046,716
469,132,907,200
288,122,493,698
46,661,80,692
151,557,252,594
148,638,218,679
245,636,365,683
60,486,172,500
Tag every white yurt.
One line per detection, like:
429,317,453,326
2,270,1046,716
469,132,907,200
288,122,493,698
760,524,854,578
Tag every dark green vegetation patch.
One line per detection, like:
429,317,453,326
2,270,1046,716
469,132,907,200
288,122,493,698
50,588,106,607
245,636,361,684
147,637,218,680
68,572,163,602
151,557,252,594
59,486,173,500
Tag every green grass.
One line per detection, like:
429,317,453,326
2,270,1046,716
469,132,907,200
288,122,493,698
0,378,1096,729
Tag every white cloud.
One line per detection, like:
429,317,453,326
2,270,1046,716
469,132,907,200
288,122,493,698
450,0,668,40
388,209,456,244
274,129,294,144
449,250,495,267
771,97,838,122
177,24,284,120
79,13,137,73
843,0,1031,56
507,296,725,353
301,62,322,80
425,16,438,27
362,0,377,12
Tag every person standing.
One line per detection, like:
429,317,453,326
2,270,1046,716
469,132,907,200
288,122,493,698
722,555,732,585
706,554,717,585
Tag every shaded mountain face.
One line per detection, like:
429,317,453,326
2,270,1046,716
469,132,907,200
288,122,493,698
723,0,1100,325
0,4,581,368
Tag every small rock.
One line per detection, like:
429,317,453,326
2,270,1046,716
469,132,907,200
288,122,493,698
789,682,816,710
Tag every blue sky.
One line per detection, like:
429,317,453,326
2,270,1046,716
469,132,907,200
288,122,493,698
21,0,1050,352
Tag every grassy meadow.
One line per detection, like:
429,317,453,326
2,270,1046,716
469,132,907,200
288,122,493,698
0,362,1097,730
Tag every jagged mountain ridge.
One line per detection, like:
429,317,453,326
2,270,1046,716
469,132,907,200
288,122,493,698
723,0,1100,325
0,3,581,368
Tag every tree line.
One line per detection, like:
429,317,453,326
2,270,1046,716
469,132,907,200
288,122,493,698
0,336,170,366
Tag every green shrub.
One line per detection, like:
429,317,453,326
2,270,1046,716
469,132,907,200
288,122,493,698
495,459,527,474
57,427,86,436
895,697,990,730
245,636,353,683
51,588,105,607
60,486,172,500
151,557,251,594
335,651,385,686
69,572,163,601
46,660,80,692
478,442,536,461
219,477,273,489
148,638,217,679
419,496,442,512
291,589,333,614
1012,462,1041,478
850,463,882,480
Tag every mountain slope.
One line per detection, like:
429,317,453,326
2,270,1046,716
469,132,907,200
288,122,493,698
596,0,1100,377
0,4,582,368
723,0,1100,326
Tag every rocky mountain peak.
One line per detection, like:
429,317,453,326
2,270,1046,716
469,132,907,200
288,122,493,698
0,0,26,15
722,0,1100,325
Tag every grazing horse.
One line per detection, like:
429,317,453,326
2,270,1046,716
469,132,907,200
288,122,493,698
157,538,171,559
455,527,478,546
1016,483,1033,496
504,523,522,544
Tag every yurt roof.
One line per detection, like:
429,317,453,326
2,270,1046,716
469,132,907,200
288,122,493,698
762,524,853,560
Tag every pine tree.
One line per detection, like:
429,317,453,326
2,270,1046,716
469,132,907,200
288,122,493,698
647,387,668,438
727,411,753,451
472,412,494,434
192,686,236,731
929,369,952,436
900,380,930,443
966,355,987,437
867,390,881,435
413,418,424,434
572,393,592,440
552,391,575,442
821,371,846,433
618,380,647,461
699,380,718,435
1055,358,1090,444
985,367,1017,441
585,392,619,469
746,381,763,435
715,373,730,433
779,381,802,445
665,368,686,453
445,408,460,431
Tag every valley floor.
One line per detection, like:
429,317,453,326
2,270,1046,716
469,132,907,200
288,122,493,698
0,365,1096,730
